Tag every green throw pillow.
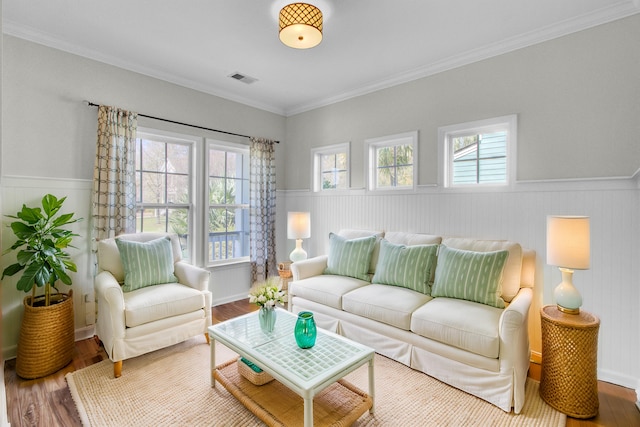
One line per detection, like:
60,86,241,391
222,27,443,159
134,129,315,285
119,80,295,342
372,239,438,294
323,233,376,281
116,236,178,292
431,245,508,308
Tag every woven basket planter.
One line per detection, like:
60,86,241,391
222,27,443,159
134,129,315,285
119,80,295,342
16,291,75,379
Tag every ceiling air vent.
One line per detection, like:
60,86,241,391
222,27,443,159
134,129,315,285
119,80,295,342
228,72,258,85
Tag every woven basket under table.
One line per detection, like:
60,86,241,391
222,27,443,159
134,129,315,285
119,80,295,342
237,357,274,386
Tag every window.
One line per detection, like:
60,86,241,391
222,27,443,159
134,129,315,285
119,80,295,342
207,141,250,263
439,115,517,188
311,143,350,192
135,132,194,259
135,129,251,266
366,131,418,191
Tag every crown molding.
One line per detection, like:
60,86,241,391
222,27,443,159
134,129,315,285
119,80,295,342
2,21,287,116
283,3,640,116
4,2,639,118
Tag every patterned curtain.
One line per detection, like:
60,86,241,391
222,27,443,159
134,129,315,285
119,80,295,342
91,105,138,243
249,137,277,283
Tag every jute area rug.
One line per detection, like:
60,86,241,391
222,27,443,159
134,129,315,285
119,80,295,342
66,336,566,426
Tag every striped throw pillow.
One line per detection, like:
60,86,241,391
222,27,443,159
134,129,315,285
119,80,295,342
372,239,438,294
323,233,376,281
116,237,178,292
431,245,508,308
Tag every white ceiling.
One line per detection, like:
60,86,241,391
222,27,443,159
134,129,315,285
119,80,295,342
3,0,639,116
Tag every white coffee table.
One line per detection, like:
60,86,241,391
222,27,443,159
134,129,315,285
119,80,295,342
209,308,375,427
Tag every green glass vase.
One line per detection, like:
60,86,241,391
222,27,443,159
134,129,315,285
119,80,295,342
258,306,276,333
294,311,317,349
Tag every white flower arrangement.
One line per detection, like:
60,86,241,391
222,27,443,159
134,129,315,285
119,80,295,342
248,277,288,308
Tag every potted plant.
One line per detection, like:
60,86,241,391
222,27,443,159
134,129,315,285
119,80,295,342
2,194,81,378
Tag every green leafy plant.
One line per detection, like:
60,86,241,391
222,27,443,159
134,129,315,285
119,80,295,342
2,194,81,306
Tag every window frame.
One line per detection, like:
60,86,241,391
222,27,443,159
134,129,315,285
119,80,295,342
366,131,418,192
135,129,197,261
311,142,351,193
438,115,517,189
205,139,251,266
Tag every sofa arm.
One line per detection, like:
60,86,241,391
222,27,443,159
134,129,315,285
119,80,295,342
498,287,532,413
94,271,126,356
499,287,532,352
291,255,328,281
174,261,211,292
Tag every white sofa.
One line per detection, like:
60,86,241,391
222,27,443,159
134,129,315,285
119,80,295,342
289,230,535,413
95,232,212,377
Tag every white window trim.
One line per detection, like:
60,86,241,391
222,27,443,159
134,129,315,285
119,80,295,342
438,115,517,189
311,142,351,193
205,138,251,266
366,131,418,192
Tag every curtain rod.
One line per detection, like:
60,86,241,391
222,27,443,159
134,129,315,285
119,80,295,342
84,101,279,143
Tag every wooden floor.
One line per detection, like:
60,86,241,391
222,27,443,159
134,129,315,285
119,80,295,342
4,299,639,426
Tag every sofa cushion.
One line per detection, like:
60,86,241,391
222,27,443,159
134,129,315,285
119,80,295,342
372,239,438,294
289,275,370,310
442,237,522,302
324,233,376,281
384,231,442,246
342,284,432,330
336,229,384,274
123,283,205,328
431,246,508,308
116,236,178,292
410,297,503,358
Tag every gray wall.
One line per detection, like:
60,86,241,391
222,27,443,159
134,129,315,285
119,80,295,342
279,14,640,393
282,14,640,190
1,35,286,358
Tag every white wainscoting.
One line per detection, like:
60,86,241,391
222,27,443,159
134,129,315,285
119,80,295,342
210,261,252,306
278,176,640,391
0,176,255,360
1,176,94,360
3,175,638,390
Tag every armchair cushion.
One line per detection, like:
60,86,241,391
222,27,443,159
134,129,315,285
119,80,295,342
123,283,205,328
116,236,177,292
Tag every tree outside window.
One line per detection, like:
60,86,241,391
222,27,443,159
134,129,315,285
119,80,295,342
366,131,418,191
135,135,192,258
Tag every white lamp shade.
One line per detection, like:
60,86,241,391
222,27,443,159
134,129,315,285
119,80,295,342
287,212,311,239
546,216,590,269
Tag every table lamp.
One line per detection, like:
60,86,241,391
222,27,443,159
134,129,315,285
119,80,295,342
546,215,590,314
288,212,310,262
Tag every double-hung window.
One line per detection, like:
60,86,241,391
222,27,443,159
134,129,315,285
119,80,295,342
311,142,350,192
439,115,517,188
135,131,194,259
135,130,251,266
366,131,418,191
207,140,250,263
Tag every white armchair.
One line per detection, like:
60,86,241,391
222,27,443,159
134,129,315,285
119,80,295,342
95,232,212,377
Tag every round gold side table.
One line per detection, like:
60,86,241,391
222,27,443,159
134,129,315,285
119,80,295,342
539,305,600,418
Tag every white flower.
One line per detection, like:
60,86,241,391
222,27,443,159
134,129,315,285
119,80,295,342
248,277,288,308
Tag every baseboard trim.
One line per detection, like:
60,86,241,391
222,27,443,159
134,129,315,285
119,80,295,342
530,350,542,365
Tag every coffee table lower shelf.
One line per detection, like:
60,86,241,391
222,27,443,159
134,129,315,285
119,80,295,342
215,359,373,427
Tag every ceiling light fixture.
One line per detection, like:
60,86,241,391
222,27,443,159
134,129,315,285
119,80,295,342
279,3,323,49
